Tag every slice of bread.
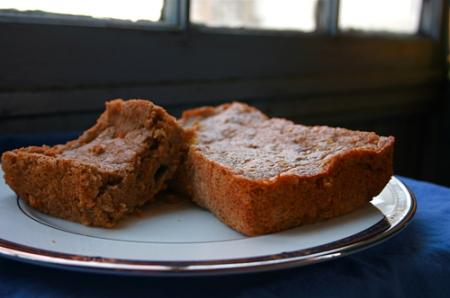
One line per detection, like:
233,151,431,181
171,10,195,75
2,99,185,227
176,102,394,236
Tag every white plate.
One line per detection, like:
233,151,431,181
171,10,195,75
0,171,416,276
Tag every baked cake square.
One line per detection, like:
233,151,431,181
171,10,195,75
1,99,185,227
175,102,394,236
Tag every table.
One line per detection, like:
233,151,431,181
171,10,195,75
0,176,448,297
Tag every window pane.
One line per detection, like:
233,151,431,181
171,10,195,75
191,0,318,32
339,0,422,34
0,0,164,22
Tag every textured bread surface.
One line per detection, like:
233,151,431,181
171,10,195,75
2,99,185,227
177,102,395,236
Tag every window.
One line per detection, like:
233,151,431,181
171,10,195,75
0,0,429,34
339,0,422,33
0,0,176,29
0,0,164,22
191,0,318,32
0,0,441,94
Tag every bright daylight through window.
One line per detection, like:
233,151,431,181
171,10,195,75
0,0,424,34
339,0,422,33
191,0,318,32
0,0,164,22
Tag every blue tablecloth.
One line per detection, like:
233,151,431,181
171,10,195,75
0,176,449,298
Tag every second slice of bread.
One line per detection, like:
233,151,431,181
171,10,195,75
176,102,394,236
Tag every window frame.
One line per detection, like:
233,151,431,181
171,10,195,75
0,0,440,37
0,0,446,117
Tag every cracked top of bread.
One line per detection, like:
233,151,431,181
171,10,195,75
181,102,395,180
22,99,174,172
